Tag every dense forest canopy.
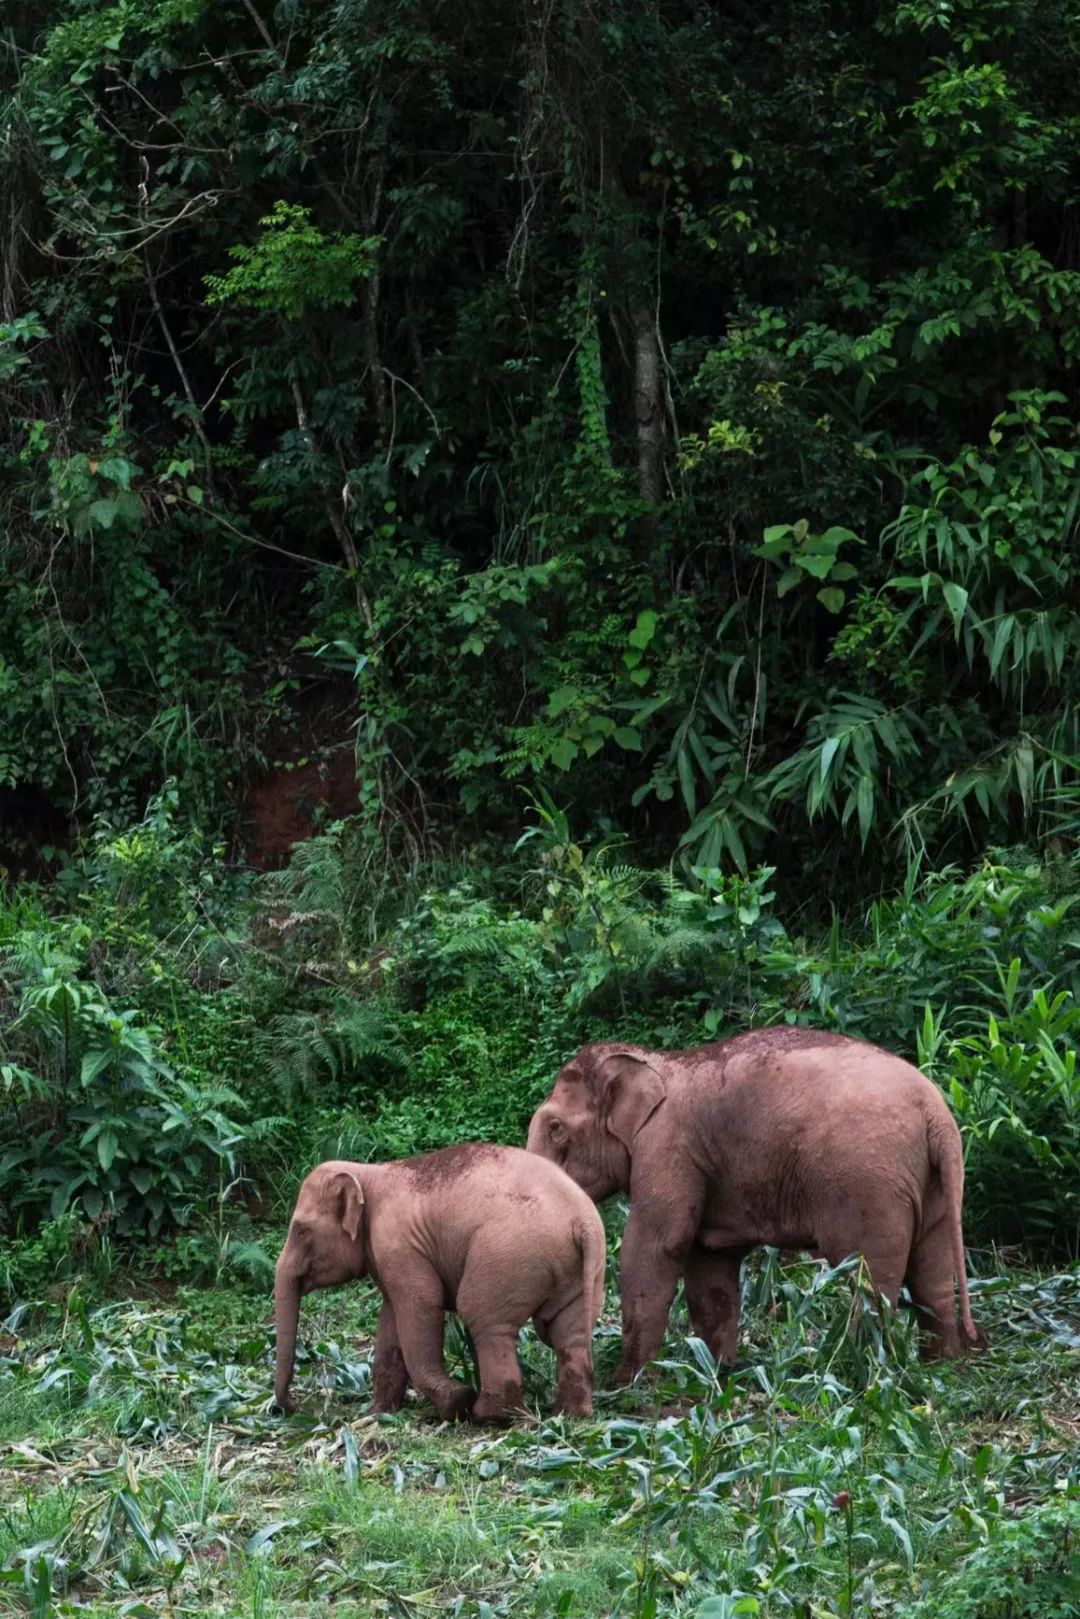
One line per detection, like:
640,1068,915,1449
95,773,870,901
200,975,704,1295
2,0,1078,892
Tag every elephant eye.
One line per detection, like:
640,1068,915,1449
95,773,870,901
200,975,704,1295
549,1118,569,1147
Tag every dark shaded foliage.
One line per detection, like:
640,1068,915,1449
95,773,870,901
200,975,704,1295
1,0,1078,892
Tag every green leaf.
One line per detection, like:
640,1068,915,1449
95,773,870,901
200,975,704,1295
819,735,841,782
794,553,834,580
80,1048,113,1086
246,1520,299,1557
817,587,846,614
988,615,1015,678
677,746,697,816
50,1174,86,1219
628,610,658,650
87,497,122,530
856,774,875,845
117,1491,162,1561
697,1598,760,1618
549,739,578,771
1015,738,1034,815
342,1425,360,1488
880,1511,913,1568
612,727,642,750
720,813,748,873
546,687,579,717
757,524,793,556
942,581,969,633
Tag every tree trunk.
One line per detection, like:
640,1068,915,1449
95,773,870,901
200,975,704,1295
362,105,391,446
631,300,664,507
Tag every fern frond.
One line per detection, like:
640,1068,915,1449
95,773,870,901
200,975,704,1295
243,1113,294,1139
645,922,719,972
260,827,348,918
258,997,406,1107
224,1240,275,1278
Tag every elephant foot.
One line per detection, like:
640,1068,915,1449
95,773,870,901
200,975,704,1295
370,1367,409,1414
611,1361,644,1389
274,1389,299,1415
433,1382,477,1423
472,1388,524,1425
919,1329,987,1363
553,1391,592,1418
553,1361,593,1417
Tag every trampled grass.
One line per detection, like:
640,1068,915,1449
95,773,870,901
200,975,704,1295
0,1257,1077,1617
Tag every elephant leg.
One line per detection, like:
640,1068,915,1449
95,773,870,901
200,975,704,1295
537,1301,593,1418
818,1211,909,1343
614,1212,687,1386
370,1298,409,1413
905,1221,966,1360
384,1279,475,1423
470,1330,525,1424
684,1246,747,1366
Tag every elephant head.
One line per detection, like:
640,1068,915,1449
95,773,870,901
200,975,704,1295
526,1043,667,1201
274,1160,367,1411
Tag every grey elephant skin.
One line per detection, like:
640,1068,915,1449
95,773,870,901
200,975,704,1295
274,1142,606,1422
526,1028,979,1383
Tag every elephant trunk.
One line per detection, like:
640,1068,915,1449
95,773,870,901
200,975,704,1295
274,1255,303,1411
525,1110,548,1156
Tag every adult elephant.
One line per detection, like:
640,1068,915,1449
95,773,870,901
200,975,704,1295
526,1028,979,1383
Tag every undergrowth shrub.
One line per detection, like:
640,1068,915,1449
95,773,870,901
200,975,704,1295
904,1494,1080,1619
761,856,1080,1052
376,986,570,1151
389,881,556,1002
0,793,248,1247
249,816,1080,1256
4,786,1080,1271
0,1213,110,1302
258,996,408,1114
0,930,242,1235
920,991,1080,1259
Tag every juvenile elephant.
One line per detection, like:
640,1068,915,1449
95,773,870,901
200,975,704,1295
274,1142,606,1422
526,1029,979,1383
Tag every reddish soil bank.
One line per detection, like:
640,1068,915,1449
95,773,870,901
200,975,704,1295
242,746,358,869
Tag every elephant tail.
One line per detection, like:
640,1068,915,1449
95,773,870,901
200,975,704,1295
574,1213,607,1364
928,1109,978,1347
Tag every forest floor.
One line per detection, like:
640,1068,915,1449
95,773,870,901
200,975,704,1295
0,1258,1077,1618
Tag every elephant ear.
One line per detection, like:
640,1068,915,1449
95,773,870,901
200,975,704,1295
331,1167,365,1242
598,1053,666,1149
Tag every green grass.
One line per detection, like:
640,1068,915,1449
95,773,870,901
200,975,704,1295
0,1259,1077,1617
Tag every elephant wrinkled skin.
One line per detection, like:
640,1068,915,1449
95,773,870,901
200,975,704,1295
274,1143,606,1422
527,1029,979,1383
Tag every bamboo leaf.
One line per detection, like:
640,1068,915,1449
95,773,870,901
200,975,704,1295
856,773,874,844
942,581,968,635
